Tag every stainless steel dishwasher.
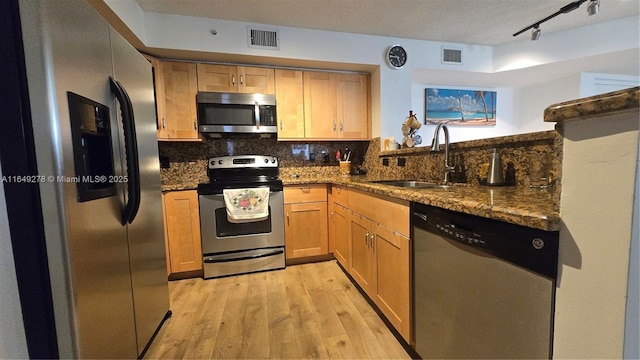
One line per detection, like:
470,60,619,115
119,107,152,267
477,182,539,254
412,203,558,359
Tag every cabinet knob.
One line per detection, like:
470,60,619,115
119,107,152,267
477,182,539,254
240,75,244,85
333,121,336,131
194,119,197,130
340,122,343,131
232,75,236,87
162,118,166,129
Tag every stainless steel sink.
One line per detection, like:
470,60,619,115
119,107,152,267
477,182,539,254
369,180,451,189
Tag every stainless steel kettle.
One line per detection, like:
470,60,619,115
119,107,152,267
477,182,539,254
486,148,505,186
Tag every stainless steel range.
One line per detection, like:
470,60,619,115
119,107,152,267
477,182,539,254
197,155,285,279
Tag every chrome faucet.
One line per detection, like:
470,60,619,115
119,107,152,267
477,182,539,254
430,123,455,183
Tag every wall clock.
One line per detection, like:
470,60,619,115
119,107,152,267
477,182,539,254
386,44,407,69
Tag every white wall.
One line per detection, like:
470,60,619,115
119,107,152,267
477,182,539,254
0,164,29,358
580,72,640,97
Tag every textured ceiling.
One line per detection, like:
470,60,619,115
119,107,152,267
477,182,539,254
135,0,639,46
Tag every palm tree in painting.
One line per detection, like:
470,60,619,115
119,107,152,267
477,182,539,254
475,91,490,121
457,90,465,121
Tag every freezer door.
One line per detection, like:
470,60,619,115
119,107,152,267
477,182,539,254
110,27,170,356
39,0,138,357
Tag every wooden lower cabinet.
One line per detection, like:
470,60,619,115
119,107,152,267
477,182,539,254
349,211,375,293
372,223,411,341
345,190,411,343
162,190,203,275
331,203,350,268
284,202,328,258
283,185,328,259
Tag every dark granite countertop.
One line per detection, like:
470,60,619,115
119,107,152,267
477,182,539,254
281,175,560,231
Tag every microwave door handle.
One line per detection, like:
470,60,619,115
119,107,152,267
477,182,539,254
254,101,260,130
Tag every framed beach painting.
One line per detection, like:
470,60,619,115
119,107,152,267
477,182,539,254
425,88,497,126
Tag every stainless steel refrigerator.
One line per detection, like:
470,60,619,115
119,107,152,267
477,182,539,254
17,0,170,357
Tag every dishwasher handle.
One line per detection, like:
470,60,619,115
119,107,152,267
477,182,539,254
414,211,428,222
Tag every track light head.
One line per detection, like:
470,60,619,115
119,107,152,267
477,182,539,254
531,26,541,41
587,0,599,15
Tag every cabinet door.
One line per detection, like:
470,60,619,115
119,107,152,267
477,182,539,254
163,191,202,273
303,71,337,139
275,69,305,139
284,202,328,259
238,66,275,94
197,63,238,92
336,73,369,139
332,203,350,269
373,223,410,342
349,211,373,293
162,61,198,139
143,55,167,139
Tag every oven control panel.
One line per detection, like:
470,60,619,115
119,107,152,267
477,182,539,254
208,155,278,169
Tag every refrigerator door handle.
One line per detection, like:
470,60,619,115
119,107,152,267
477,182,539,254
110,77,141,225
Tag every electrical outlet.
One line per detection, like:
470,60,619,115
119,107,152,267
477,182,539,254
159,156,170,169
382,158,389,166
398,157,406,167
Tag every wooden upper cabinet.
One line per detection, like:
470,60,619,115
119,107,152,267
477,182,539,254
197,64,237,92
336,73,370,139
160,61,199,140
303,71,370,140
197,64,275,94
275,69,305,139
304,71,338,139
238,66,275,94
143,55,166,138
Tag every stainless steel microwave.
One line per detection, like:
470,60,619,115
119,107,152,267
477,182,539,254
197,92,277,135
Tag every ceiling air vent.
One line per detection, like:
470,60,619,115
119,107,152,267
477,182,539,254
442,47,462,65
248,27,280,50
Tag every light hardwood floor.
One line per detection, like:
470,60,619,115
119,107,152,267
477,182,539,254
144,260,411,359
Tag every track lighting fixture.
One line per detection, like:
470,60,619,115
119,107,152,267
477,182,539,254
513,0,600,40
531,26,542,41
587,0,599,16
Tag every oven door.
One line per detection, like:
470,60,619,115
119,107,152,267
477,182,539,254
199,190,284,254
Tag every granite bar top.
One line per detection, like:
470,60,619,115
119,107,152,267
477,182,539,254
544,86,640,123
281,175,560,231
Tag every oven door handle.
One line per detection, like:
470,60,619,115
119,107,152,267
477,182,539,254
204,249,284,263
205,189,282,196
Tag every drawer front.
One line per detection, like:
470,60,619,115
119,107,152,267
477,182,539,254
348,189,409,236
331,185,349,206
284,184,327,204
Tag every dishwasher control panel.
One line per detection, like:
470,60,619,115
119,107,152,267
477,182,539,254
435,222,487,247
412,203,559,279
